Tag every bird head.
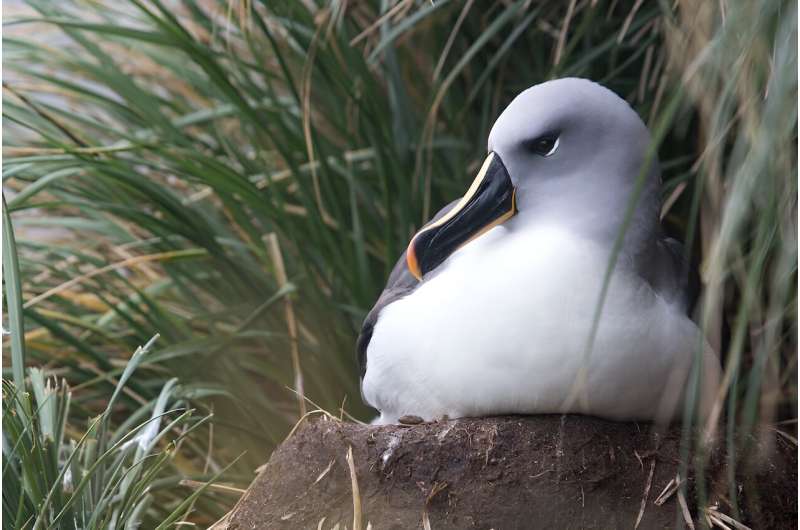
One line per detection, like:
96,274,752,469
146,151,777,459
407,78,662,281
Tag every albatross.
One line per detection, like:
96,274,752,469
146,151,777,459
357,78,721,424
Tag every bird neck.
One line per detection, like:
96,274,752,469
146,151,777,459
510,180,661,273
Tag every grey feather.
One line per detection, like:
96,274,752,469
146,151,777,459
642,235,695,314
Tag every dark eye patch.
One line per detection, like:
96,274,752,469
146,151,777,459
524,133,559,156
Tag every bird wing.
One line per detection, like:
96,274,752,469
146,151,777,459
356,199,460,378
645,235,699,315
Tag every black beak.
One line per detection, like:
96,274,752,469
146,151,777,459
406,152,517,280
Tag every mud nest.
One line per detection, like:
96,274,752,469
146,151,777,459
217,415,796,529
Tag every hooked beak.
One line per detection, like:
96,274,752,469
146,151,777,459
406,152,517,280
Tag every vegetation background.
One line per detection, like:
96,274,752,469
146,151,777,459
2,0,796,527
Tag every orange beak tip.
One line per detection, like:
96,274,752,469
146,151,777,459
406,245,422,281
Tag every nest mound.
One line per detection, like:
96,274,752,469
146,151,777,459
218,415,796,529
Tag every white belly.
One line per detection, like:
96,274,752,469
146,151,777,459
362,225,720,423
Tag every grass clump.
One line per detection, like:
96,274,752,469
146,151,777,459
2,335,228,528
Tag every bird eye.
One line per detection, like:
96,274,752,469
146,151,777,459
525,134,559,157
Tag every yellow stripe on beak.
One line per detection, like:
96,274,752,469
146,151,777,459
406,152,517,280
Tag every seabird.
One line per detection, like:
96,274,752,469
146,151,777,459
357,78,721,424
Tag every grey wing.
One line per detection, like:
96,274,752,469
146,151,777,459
355,251,417,378
356,199,460,378
645,235,698,315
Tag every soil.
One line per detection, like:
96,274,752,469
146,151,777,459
219,415,796,529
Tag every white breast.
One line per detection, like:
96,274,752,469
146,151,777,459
362,224,720,424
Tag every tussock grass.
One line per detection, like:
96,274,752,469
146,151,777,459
1,333,229,528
